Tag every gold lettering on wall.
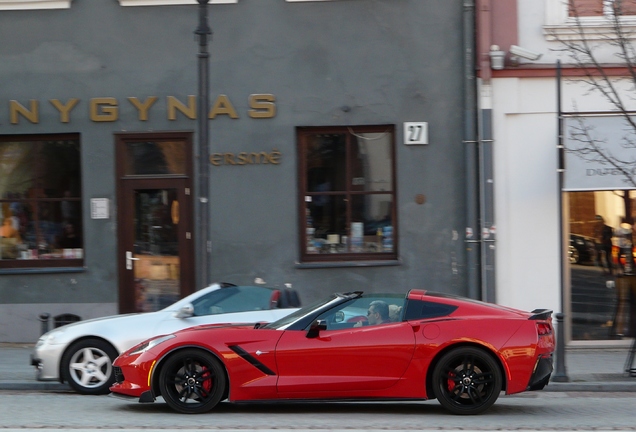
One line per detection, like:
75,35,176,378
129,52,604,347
90,98,118,122
128,96,158,121
210,95,239,119
167,95,196,120
50,99,80,123
3,94,277,125
209,149,282,166
249,94,276,118
10,100,39,124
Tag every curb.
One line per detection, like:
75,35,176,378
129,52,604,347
0,382,71,391
544,381,636,392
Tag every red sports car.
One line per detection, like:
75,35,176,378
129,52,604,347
110,289,554,415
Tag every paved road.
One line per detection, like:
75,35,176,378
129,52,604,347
2,342,636,431
0,390,635,430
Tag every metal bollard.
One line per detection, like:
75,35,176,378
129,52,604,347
39,313,50,335
551,312,569,382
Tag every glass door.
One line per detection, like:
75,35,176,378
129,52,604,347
118,178,193,313
132,187,180,312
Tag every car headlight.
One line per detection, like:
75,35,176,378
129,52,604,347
128,334,176,355
35,330,65,348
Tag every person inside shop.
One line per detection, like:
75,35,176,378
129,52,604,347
594,215,614,275
616,217,633,275
57,222,81,249
0,216,22,259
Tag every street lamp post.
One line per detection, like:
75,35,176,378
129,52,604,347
195,0,211,289
553,60,569,382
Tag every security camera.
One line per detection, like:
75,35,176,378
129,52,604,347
509,45,542,61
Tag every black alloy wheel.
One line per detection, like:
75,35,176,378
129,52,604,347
431,346,503,415
158,349,227,414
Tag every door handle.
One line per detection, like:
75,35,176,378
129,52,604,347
126,251,140,270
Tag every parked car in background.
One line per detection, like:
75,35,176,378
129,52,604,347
111,289,554,415
31,283,301,395
569,233,597,265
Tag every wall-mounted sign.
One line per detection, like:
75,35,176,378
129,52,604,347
403,122,428,145
209,149,281,166
3,94,276,125
563,115,636,191
90,198,110,219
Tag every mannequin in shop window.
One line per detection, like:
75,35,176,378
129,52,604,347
594,215,614,275
57,222,81,249
0,217,22,259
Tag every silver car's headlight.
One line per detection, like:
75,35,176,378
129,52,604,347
35,330,66,348
128,334,176,355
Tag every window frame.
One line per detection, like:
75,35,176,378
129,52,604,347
297,125,397,264
0,133,83,271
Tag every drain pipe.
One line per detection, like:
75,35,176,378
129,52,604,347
463,0,480,300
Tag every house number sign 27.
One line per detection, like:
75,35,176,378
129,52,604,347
403,122,428,145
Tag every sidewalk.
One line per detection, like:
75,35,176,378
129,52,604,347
0,342,635,392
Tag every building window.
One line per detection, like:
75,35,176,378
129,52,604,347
545,0,636,40
298,125,396,263
0,134,82,269
569,0,636,17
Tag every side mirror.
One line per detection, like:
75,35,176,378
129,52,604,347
306,319,327,338
175,303,194,319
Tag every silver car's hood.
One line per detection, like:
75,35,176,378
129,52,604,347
39,310,174,354
37,306,298,356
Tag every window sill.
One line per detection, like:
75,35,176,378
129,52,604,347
544,22,636,41
295,259,401,269
0,0,71,9
0,266,85,275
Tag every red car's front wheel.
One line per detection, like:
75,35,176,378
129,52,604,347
158,349,227,414
431,346,502,415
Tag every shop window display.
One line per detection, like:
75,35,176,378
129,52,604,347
568,190,636,340
0,134,82,269
297,125,396,263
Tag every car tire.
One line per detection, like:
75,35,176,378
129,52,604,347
61,338,118,395
431,346,502,415
159,349,227,414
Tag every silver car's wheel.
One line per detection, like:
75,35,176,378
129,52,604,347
61,339,118,395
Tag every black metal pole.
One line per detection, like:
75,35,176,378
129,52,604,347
196,0,211,289
553,60,569,382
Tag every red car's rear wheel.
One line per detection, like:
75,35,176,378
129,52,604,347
432,346,502,415
158,349,227,414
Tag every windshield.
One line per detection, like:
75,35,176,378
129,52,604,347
261,294,342,330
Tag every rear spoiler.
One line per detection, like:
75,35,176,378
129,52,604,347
529,309,553,320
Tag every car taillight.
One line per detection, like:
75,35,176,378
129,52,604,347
536,322,552,336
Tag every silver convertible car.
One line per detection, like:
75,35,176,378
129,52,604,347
31,283,300,395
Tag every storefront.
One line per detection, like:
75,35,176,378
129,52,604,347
484,1,636,347
0,0,471,342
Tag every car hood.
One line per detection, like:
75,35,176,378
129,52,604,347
40,311,172,347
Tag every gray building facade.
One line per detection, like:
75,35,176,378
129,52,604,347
0,0,470,342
